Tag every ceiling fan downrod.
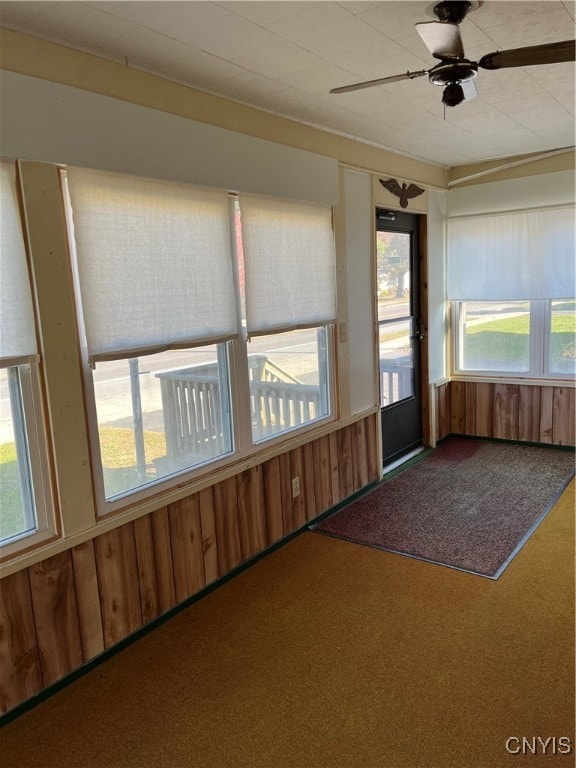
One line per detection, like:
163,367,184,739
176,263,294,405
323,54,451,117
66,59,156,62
432,1,473,24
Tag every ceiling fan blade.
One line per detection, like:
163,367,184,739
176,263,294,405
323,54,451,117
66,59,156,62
329,70,428,94
478,39,575,70
415,21,464,59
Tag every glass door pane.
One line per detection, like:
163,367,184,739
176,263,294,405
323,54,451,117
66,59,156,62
378,318,415,407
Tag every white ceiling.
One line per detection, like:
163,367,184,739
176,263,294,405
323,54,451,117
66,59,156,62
1,1,575,167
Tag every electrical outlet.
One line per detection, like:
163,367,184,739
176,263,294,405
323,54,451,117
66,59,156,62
292,476,301,498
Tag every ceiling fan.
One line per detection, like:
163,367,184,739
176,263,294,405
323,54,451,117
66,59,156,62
329,0,575,107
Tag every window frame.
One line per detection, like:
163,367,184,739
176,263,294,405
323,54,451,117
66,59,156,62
0,360,57,557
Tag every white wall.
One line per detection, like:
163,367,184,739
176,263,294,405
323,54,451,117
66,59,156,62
427,189,448,384
447,170,575,216
0,71,338,205
343,169,377,415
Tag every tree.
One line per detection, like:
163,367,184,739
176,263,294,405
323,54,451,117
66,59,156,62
376,231,410,298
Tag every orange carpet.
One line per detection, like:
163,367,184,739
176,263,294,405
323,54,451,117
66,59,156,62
1,480,574,768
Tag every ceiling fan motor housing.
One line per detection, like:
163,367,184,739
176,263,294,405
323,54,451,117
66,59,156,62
429,60,478,85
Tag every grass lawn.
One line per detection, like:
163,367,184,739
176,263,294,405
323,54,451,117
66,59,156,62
465,312,575,371
0,442,32,541
99,426,167,497
0,427,168,538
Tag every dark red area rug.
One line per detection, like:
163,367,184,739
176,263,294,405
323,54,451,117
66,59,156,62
312,438,575,578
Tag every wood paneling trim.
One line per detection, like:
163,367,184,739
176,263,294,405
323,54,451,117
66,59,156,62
1,417,377,715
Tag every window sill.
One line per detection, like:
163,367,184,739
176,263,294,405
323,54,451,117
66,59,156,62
450,374,575,388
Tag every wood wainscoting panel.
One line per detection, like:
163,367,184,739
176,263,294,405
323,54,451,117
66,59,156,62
328,432,343,506
518,386,541,443
28,551,83,686
150,506,177,614
493,384,519,440
464,382,477,436
475,383,493,438
71,540,104,662
288,446,306,530
168,494,206,604
198,488,220,586
237,465,267,561
133,515,160,625
435,383,451,442
351,418,369,490
539,387,554,444
262,456,284,545
553,387,575,446
337,425,354,500
0,416,378,716
445,381,574,448
312,436,332,514
0,569,44,714
450,381,466,436
279,451,294,536
213,476,242,575
94,525,143,649
302,442,318,523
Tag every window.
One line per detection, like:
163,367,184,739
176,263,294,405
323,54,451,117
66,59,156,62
64,169,336,510
237,195,335,441
90,347,232,500
448,208,575,379
65,168,238,506
549,299,576,375
457,301,531,373
0,161,54,549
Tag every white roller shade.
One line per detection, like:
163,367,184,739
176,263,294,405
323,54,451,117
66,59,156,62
239,196,336,335
0,161,37,366
448,207,575,300
66,168,238,362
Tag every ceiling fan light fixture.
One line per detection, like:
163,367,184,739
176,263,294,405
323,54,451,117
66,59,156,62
442,82,465,107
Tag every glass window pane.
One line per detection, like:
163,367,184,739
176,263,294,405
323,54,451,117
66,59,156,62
376,230,410,318
0,367,36,544
247,328,330,442
549,300,576,375
93,345,232,500
379,319,414,407
460,302,530,372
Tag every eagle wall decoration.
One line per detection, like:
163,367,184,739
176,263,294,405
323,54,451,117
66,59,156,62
380,178,425,209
